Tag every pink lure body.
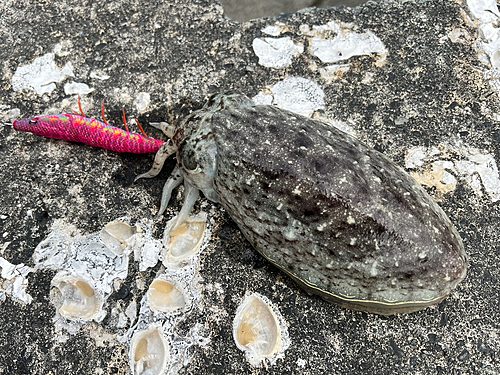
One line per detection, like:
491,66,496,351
13,114,165,154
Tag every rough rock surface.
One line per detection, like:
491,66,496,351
0,0,498,374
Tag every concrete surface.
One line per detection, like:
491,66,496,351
0,0,498,374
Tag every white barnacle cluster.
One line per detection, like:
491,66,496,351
33,219,145,333
124,213,210,375
100,220,142,256
132,212,208,272
21,212,291,372
31,215,211,373
233,292,290,367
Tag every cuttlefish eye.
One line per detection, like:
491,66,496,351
180,145,201,173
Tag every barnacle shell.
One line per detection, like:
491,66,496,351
51,272,104,321
147,279,186,313
129,325,170,375
162,213,207,268
100,221,141,256
233,293,289,367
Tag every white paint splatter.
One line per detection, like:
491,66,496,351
253,37,304,69
262,25,282,36
467,0,500,103
12,53,74,95
90,71,111,80
406,145,500,201
64,82,94,95
0,105,20,123
252,92,273,105
303,21,387,64
0,257,34,304
319,64,351,83
32,218,157,333
467,0,500,23
54,40,73,57
253,77,325,117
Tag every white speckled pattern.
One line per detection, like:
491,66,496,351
153,92,467,315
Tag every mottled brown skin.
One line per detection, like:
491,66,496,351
166,92,467,315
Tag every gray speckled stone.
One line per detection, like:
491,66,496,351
0,0,498,374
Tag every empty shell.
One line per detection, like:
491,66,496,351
162,213,207,268
147,279,186,313
51,272,104,321
100,221,141,256
233,293,289,367
129,325,170,375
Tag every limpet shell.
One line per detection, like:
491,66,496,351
51,271,104,321
100,221,141,256
162,213,207,268
233,292,289,367
147,278,186,313
129,325,170,375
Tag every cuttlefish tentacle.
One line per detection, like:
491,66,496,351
149,121,176,138
134,139,177,181
155,166,184,220
171,180,199,231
